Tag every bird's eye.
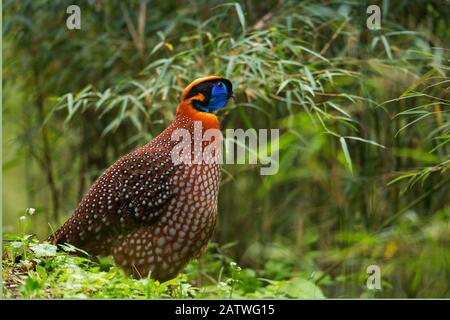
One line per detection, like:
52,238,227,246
215,82,222,88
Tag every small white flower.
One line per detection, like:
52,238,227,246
27,208,36,215
229,261,241,271
19,215,26,221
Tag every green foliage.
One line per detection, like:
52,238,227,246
2,238,325,299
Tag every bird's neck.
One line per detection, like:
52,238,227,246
175,98,220,130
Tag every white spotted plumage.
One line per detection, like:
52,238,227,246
48,114,221,281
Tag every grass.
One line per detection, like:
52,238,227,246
2,236,325,299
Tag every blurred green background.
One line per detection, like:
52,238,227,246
2,0,449,298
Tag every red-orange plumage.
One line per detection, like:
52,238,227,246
47,76,232,281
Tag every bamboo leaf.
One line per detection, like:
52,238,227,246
340,137,353,175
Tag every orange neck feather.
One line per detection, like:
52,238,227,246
176,94,220,130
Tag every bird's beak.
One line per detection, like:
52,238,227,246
229,93,236,102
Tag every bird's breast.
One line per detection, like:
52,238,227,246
161,162,220,244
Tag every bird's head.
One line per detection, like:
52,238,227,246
182,76,234,112
177,76,234,128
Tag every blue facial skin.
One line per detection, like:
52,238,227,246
195,81,231,113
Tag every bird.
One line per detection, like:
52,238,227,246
47,76,234,281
